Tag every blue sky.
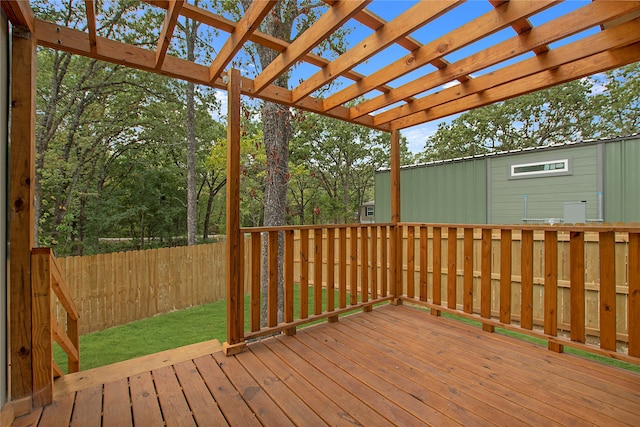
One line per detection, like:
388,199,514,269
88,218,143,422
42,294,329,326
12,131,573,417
209,0,596,153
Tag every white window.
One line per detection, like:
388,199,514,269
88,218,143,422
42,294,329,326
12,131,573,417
510,158,569,178
366,206,375,217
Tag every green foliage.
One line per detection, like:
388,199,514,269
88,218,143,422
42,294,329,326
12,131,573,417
420,67,640,162
288,113,403,224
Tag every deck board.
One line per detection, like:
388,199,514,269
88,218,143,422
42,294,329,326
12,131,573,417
12,305,640,426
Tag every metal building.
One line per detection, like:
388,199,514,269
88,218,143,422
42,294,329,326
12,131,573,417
375,135,640,225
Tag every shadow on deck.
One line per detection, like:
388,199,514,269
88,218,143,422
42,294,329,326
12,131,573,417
13,304,640,426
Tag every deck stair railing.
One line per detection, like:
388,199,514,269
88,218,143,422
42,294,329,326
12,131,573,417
31,247,80,407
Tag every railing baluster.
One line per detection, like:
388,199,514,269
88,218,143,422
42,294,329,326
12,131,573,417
350,226,358,305
570,231,585,343
544,230,560,351
381,226,388,297
250,232,261,332
339,227,347,308
420,226,428,302
448,227,457,310
600,231,616,351
629,232,640,357
432,227,442,315
407,226,415,299
361,226,369,304
521,229,534,330
327,228,335,314
300,229,309,319
284,229,295,335
314,228,323,315
463,228,473,314
500,229,512,324
267,231,278,327
370,226,378,300
481,228,493,332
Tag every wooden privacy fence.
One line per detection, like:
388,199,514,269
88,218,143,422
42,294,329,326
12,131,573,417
54,241,249,335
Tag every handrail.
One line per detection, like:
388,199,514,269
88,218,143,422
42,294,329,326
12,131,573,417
31,248,80,407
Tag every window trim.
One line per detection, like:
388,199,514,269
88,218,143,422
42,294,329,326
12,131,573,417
365,206,375,217
509,158,571,179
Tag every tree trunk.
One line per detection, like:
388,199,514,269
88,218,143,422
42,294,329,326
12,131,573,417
259,100,292,324
185,20,198,246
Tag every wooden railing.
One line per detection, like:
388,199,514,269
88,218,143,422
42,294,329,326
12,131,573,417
398,223,640,364
238,224,396,340
31,248,80,407
227,222,639,364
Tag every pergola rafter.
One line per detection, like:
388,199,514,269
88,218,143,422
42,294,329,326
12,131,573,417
350,0,640,122
25,0,636,132
289,0,462,103
323,0,557,113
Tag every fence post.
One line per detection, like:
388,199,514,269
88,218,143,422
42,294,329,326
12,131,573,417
390,129,402,305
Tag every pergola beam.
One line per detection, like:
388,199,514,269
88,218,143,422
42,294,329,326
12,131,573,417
155,0,184,69
376,17,640,127
253,0,371,94
390,42,640,130
322,0,557,112
291,0,461,103
1,0,35,33
208,0,277,83
351,0,640,119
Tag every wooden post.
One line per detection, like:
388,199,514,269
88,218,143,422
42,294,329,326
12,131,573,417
544,230,562,353
9,24,37,401
389,129,402,305
31,249,53,407
223,68,245,356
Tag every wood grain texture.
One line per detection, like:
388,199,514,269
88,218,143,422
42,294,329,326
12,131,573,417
12,306,640,427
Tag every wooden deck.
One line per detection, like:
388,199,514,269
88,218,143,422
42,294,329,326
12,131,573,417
13,304,640,426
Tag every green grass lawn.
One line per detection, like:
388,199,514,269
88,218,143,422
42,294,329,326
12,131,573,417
54,285,358,371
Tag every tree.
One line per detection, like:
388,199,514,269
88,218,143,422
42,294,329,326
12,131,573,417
221,0,346,324
420,80,596,161
290,113,392,223
591,63,640,136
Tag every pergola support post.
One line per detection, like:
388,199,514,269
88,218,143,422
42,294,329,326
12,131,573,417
9,25,37,403
389,129,402,306
222,68,246,356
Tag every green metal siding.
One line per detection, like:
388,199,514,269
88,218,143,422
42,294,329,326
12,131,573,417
604,136,640,223
375,159,486,224
374,172,391,222
489,145,600,224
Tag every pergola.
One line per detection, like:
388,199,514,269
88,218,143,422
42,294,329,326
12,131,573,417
3,0,640,417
